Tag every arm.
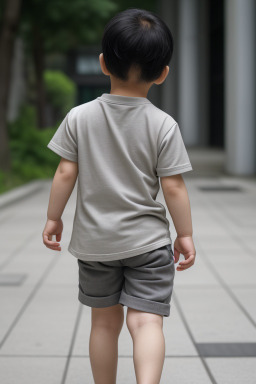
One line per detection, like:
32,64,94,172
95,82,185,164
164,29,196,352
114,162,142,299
42,158,78,251
160,174,192,237
47,158,78,220
160,174,196,271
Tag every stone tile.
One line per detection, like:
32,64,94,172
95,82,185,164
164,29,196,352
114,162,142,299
0,285,79,356
237,235,256,252
163,302,198,356
43,253,78,286
206,357,256,384
237,216,256,226
0,273,27,286
201,248,252,262
0,357,66,384
190,225,226,237
230,287,256,323
0,247,17,265
173,252,219,287
71,305,91,357
66,356,212,384
0,253,57,286
0,224,42,237
0,285,32,342
161,357,213,383
233,226,256,237
175,287,256,342
199,238,245,251
213,260,256,285
66,356,136,384
1,168,256,384
0,239,31,259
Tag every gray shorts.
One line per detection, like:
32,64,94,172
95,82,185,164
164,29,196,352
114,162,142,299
77,244,175,317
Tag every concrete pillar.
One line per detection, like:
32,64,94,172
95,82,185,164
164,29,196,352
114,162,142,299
224,0,256,175
198,0,210,146
7,37,26,122
177,0,202,146
158,0,179,119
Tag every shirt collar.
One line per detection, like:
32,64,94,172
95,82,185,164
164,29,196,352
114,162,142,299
98,93,152,105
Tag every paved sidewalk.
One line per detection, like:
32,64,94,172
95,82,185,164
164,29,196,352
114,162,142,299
0,150,256,383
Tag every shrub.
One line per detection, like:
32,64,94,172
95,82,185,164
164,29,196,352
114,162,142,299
44,70,76,120
3,70,76,193
8,104,61,182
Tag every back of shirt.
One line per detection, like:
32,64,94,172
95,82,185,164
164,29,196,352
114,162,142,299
47,93,193,261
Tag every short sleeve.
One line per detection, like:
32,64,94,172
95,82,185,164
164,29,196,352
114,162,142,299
156,123,193,177
47,111,78,162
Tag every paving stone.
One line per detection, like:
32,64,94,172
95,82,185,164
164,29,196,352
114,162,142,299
1,169,256,383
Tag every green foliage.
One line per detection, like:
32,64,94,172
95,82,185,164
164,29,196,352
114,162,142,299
7,104,61,183
20,0,119,54
0,170,5,189
44,69,76,117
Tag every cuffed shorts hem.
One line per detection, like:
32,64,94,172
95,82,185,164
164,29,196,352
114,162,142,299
78,288,171,317
78,289,122,308
119,291,170,317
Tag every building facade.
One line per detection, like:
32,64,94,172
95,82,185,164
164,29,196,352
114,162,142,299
159,0,256,176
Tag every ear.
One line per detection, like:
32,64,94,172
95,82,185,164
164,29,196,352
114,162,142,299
154,65,169,85
99,53,111,76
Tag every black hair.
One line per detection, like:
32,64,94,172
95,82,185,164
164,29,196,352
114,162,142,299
101,8,174,83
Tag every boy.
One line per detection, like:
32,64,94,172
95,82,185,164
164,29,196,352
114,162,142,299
42,8,196,384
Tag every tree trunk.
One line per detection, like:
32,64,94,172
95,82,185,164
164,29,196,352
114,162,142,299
32,24,47,129
0,0,22,172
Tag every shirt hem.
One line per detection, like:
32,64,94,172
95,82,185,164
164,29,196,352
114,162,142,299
157,164,193,177
47,141,78,162
68,238,172,261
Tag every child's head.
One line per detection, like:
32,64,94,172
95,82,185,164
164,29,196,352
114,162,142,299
100,8,174,86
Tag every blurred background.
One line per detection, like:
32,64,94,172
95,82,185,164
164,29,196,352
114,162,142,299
1,1,256,384
0,0,255,193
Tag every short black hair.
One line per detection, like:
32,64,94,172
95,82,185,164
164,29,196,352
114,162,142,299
101,8,174,83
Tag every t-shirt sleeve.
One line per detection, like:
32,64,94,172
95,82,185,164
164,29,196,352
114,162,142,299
47,111,78,162
156,123,193,177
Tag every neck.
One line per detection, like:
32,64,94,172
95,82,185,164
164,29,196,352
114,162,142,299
109,77,152,98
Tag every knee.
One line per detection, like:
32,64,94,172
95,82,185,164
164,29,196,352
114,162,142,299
126,308,163,337
91,304,124,334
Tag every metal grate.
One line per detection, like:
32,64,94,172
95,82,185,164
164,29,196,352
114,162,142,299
198,185,243,192
196,342,256,357
0,273,27,286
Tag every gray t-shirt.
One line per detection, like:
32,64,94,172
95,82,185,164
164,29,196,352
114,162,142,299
47,93,193,261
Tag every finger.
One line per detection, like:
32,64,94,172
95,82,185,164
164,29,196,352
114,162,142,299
47,243,61,248
177,260,194,270
43,234,60,247
44,242,61,248
177,263,190,270
45,244,61,249
56,233,62,241
45,245,61,251
179,255,195,266
173,249,180,262
177,262,191,270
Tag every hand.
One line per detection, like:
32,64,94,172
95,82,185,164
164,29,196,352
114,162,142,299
42,219,63,251
173,236,196,271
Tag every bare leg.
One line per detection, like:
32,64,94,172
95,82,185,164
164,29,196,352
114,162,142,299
89,304,124,384
126,307,165,384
